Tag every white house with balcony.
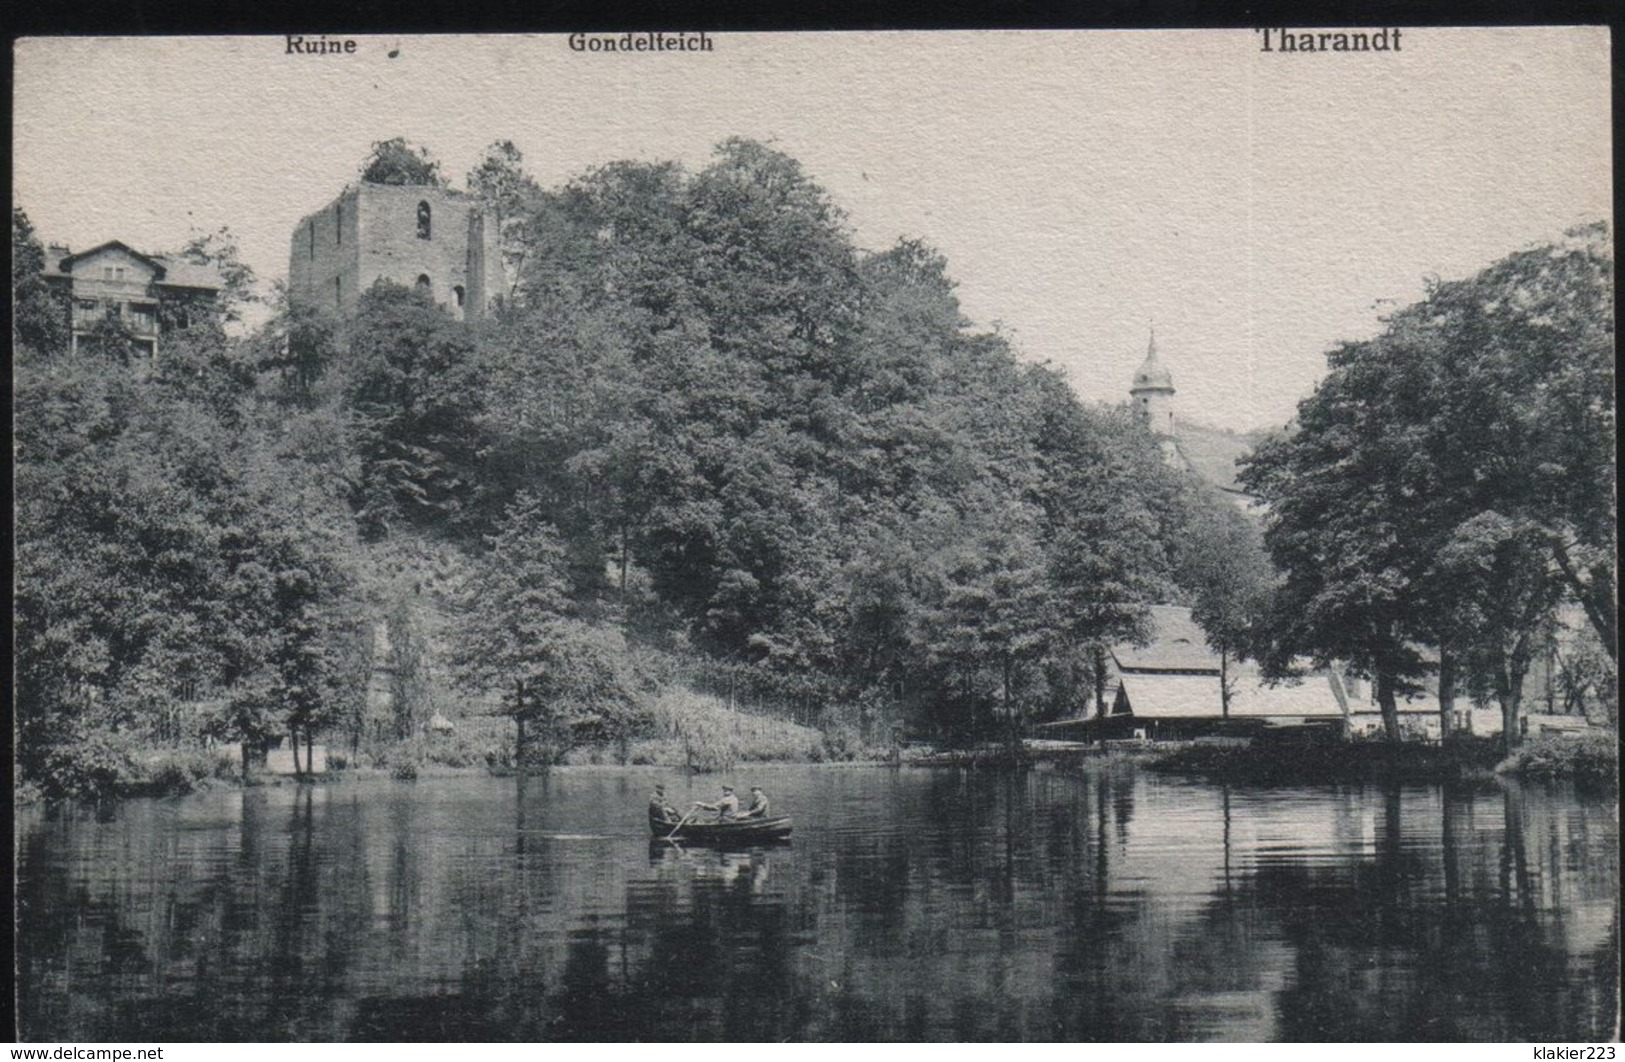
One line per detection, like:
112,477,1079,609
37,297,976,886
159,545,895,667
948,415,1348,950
41,240,223,361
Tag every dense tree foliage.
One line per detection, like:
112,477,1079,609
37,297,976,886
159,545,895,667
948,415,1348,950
440,139,1221,741
1243,224,1614,749
451,493,642,764
9,140,1295,795
14,206,370,792
1171,491,1276,714
466,140,542,302
174,225,260,324
342,282,491,537
14,320,367,786
360,137,444,187
13,207,69,354
26,140,1595,796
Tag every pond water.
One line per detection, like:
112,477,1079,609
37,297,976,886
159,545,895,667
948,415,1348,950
14,764,1619,1042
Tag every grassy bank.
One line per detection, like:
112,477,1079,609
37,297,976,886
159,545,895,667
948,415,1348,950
901,740,1143,768
622,689,889,771
17,740,244,805
1148,733,1618,789
1147,737,1507,786
17,687,894,804
457,690,892,772
1494,732,1618,789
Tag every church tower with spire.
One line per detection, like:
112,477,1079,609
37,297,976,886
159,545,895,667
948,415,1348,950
1130,329,1178,459
1127,329,1260,508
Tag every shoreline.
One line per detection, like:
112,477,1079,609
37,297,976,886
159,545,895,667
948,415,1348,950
16,732,1616,807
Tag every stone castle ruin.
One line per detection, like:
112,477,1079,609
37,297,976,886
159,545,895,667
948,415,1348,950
288,182,500,320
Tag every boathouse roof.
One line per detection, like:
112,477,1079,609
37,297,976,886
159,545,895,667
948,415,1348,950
1111,604,1221,673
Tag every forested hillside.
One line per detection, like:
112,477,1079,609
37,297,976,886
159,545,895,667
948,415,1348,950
10,139,1273,795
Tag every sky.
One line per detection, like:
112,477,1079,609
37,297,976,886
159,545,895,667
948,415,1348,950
13,29,1612,432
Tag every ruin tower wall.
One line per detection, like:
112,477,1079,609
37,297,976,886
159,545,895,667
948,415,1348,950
288,182,497,320
356,184,473,316
288,186,362,314
464,208,501,316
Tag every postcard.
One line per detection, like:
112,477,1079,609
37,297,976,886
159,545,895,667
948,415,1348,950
12,29,1616,1047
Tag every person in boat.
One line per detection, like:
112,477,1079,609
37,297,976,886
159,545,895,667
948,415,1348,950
695,784,741,821
649,784,680,825
742,786,771,819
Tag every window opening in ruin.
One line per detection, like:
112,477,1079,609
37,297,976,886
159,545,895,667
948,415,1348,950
310,222,316,260
453,285,465,307
415,274,432,296
334,276,342,309
417,201,432,240
335,202,343,244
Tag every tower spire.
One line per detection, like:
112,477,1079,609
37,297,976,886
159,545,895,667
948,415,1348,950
1129,325,1176,441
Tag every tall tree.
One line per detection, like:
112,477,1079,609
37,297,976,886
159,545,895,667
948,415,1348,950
1413,223,1615,659
1430,513,1568,753
920,516,1056,752
1173,490,1276,715
360,137,444,186
249,296,343,404
1243,223,1614,744
343,282,489,538
1242,340,1434,741
175,224,261,324
466,140,541,301
14,325,366,784
13,206,69,356
451,494,640,765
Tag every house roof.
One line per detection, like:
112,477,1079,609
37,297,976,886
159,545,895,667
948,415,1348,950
1114,668,1345,721
147,255,224,291
1227,669,1345,718
1115,673,1219,717
55,240,166,273
1111,604,1221,673
1524,713,1593,732
42,241,223,291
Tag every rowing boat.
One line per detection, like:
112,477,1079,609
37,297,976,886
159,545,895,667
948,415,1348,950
649,809,793,843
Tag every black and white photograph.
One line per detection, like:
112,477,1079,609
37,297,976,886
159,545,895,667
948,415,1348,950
11,29,1617,1044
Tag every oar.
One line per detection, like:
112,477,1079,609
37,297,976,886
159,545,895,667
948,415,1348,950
665,803,701,841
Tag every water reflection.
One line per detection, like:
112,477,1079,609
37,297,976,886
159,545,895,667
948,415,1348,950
15,765,1618,1042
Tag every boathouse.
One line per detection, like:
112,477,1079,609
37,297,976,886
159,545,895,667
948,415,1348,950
1043,605,1347,742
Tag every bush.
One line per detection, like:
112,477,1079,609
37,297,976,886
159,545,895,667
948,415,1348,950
140,748,222,795
628,739,684,766
1497,731,1618,787
369,742,410,770
15,779,45,807
391,760,420,781
565,746,606,766
35,727,143,799
1149,738,1504,786
29,729,240,800
423,731,487,768
821,728,861,763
